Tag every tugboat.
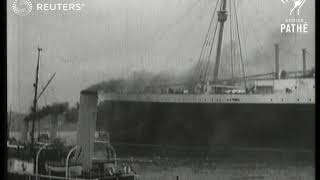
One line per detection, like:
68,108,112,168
7,47,136,180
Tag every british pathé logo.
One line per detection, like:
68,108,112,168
280,0,308,33
280,0,306,16
12,0,33,16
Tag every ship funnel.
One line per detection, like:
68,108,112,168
76,90,98,171
302,48,306,76
275,44,280,79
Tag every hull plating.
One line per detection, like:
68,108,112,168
97,101,314,149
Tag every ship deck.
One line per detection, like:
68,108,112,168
99,92,315,104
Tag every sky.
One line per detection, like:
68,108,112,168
7,0,315,113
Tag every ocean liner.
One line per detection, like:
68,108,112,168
79,0,315,152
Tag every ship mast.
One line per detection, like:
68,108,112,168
30,46,42,174
31,46,42,147
28,46,57,173
212,0,227,83
193,0,248,92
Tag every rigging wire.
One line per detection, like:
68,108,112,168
203,20,220,82
229,0,234,79
154,0,205,42
146,0,206,62
250,1,268,69
196,0,221,82
231,1,240,79
207,0,230,82
195,0,221,81
166,1,211,73
233,0,247,89
294,12,298,71
237,0,272,77
237,1,249,77
231,7,240,79
141,0,215,76
17,57,22,113
194,0,220,80
198,20,219,82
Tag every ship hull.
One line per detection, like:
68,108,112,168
97,101,315,149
